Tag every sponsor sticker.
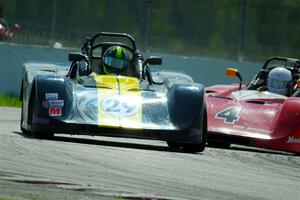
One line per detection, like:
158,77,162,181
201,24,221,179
49,107,62,116
49,100,64,107
287,136,300,144
46,93,58,100
43,99,64,108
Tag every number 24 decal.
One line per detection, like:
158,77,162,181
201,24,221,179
215,106,242,123
101,96,138,117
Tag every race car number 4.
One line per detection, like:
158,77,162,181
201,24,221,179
215,106,242,123
101,96,138,117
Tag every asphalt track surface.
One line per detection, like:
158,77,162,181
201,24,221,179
0,107,299,200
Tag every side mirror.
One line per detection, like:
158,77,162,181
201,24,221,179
68,52,87,62
226,68,243,90
297,80,300,88
226,68,239,77
144,56,162,66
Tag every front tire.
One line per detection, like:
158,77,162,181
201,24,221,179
182,143,205,153
182,106,208,153
29,90,54,139
167,107,207,153
167,142,181,151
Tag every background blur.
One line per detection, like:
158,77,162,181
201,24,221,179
1,0,300,95
2,0,300,62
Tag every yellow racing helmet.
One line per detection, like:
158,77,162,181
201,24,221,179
102,46,130,75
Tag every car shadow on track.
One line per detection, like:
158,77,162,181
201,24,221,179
13,130,34,139
54,135,172,152
13,131,204,155
207,144,295,156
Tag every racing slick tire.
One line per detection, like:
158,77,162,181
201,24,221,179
29,90,54,139
183,107,207,153
182,143,205,153
167,107,207,153
167,142,206,153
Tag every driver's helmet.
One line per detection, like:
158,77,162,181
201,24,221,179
102,46,130,75
267,67,292,95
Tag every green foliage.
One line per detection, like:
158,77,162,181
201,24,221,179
30,197,43,200
1,0,300,61
0,93,21,107
0,197,13,200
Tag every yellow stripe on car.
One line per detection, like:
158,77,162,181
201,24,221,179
118,76,142,129
93,74,119,89
94,74,142,129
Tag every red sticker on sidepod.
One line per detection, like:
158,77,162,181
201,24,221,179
49,107,62,116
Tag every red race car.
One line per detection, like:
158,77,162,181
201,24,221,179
205,57,300,154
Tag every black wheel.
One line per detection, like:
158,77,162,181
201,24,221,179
182,106,208,153
182,143,205,153
167,142,181,150
168,107,208,153
207,141,231,149
29,90,54,140
168,142,205,153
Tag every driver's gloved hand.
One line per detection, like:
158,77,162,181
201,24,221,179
78,60,88,76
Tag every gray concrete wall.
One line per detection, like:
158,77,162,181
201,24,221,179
0,43,71,94
0,43,261,95
159,54,261,87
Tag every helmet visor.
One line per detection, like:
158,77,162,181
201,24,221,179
103,56,129,70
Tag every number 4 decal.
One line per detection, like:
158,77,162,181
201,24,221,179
215,106,242,123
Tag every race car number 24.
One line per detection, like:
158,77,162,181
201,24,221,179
215,106,242,123
101,96,138,117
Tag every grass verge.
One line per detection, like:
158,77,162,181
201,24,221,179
0,93,21,107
